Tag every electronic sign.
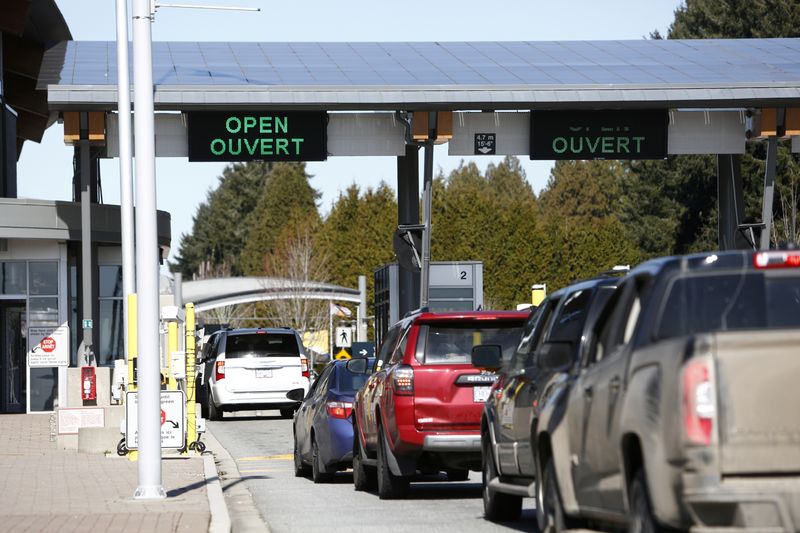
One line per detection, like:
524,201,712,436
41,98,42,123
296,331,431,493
187,111,327,162
530,110,668,160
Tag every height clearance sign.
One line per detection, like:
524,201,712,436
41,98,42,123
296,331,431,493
187,111,327,162
530,110,668,160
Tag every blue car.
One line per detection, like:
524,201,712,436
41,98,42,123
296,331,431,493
293,359,372,482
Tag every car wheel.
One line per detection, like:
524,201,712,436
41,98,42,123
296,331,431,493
352,424,376,492
280,408,295,419
376,426,409,500
446,469,470,482
311,437,335,483
482,438,522,522
538,456,567,532
629,468,662,533
293,434,309,477
207,391,223,421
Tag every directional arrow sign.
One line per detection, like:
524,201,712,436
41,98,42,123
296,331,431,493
350,341,375,359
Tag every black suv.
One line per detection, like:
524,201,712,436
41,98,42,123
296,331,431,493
476,274,621,524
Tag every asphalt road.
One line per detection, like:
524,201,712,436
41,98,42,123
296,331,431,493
208,411,540,533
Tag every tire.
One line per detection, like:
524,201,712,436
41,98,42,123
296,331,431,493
280,408,295,419
482,439,522,522
376,426,409,499
629,468,661,533
446,469,470,482
207,391,223,421
311,437,334,483
538,456,567,533
352,425,376,492
293,435,309,477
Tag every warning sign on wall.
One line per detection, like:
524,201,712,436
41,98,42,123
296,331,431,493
28,325,70,367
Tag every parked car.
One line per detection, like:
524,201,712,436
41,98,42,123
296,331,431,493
477,274,621,524
350,309,529,499
293,358,374,483
197,327,310,420
537,249,800,532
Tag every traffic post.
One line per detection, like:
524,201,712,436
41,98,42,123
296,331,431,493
185,303,198,454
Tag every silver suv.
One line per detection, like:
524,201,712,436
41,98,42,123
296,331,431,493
197,328,310,420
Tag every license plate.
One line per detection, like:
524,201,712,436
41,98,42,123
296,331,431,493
473,386,491,403
255,369,272,378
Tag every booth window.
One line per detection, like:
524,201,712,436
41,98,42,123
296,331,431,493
0,262,27,294
98,265,124,366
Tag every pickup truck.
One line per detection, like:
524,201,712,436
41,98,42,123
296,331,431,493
537,249,800,532
350,309,528,499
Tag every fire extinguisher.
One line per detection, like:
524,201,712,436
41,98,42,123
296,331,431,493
81,366,97,402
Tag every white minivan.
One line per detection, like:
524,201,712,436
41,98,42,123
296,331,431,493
198,328,310,420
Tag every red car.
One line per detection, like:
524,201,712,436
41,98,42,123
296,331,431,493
350,309,528,499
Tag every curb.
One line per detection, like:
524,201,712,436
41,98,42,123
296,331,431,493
204,451,232,533
203,427,271,533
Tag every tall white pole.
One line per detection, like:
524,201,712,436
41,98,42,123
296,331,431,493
132,0,164,500
116,0,136,360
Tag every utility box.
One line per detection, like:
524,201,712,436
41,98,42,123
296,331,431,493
374,261,483,347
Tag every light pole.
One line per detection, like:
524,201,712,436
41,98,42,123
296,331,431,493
132,0,164,500
116,0,136,361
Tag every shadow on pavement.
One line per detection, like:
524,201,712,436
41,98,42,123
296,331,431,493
222,475,272,492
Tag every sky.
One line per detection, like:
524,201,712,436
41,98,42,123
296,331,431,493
17,0,683,262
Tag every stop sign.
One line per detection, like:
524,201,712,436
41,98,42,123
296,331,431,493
40,337,56,353
160,409,166,426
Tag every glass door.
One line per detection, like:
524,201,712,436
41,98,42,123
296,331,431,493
0,300,27,413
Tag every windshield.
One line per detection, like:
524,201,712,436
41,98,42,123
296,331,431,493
416,322,523,365
657,273,800,339
224,332,300,358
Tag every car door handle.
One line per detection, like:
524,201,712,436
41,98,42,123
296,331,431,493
610,377,620,392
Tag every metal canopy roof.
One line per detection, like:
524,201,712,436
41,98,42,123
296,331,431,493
39,38,800,111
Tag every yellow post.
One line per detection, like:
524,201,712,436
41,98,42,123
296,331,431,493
167,320,179,391
185,303,197,454
127,293,138,461
531,284,547,307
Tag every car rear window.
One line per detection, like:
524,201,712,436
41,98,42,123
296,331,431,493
657,273,800,339
336,367,370,392
415,322,523,365
224,332,300,358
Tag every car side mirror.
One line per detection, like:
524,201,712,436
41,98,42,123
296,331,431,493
538,341,574,371
346,357,370,374
472,344,503,371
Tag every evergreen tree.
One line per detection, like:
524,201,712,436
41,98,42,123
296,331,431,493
239,163,321,275
316,183,398,312
632,0,800,254
172,162,271,278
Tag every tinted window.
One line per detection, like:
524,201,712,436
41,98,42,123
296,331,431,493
657,273,800,339
225,332,299,358
336,367,370,392
419,322,523,365
547,289,593,343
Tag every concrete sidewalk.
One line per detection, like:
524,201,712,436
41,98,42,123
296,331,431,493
0,414,213,533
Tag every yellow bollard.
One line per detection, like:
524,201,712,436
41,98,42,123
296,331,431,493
167,320,179,391
127,293,138,461
531,284,547,307
185,303,197,454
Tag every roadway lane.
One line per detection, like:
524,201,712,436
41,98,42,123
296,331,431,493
209,411,538,533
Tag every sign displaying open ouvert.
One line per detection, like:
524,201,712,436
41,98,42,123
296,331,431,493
187,111,328,162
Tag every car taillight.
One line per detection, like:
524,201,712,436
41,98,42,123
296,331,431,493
392,365,414,396
682,358,715,446
300,356,309,379
754,250,800,269
326,401,353,419
491,373,506,400
215,360,225,381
